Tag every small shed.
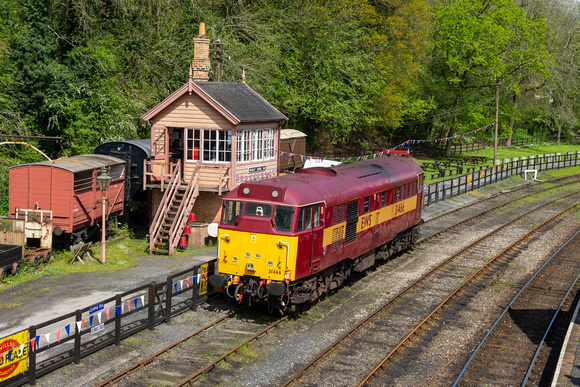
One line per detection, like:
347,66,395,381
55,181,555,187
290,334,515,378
279,129,307,171
93,139,151,202
9,155,125,236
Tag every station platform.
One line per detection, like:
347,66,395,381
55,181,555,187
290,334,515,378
552,296,580,386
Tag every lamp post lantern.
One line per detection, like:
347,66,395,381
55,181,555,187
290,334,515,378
96,167,112,264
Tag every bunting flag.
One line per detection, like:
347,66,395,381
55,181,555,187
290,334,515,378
30,337,37,352
126,300,131,312
76,321,82,333
97,312,102,325
55,330,60,343
174,282,178,293
186,277,190,288
180,280,184,291
279,122,496,164
203,273,207,280
106,308,110,320
90,316,94,327
82,318,86,331
45,333,51,346
115,306,121,317
140,295,145,306
133,298,138,309
65,324,71,337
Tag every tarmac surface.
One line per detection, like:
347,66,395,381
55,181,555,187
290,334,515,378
0,250,215,338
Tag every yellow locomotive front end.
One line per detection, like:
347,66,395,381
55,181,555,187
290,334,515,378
208,198,300,309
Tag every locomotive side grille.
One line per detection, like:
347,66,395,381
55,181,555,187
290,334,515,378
331,226,344,251
333,204,345,225
345,220,357,244
346,200,358,220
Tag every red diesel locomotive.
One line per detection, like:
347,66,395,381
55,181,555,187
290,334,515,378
208,156,424,312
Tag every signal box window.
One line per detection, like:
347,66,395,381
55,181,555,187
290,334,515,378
244,203,272,217
274,206,294,231
223,200,243,225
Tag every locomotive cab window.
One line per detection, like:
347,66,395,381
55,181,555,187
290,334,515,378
223,200,243,225
244,203,272,217
313,204,321,227
297,206,312,231
274,206,294,231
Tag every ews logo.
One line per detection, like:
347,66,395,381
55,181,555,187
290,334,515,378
360,214,373,229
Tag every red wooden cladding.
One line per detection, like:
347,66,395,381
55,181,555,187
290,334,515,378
9,155,125,235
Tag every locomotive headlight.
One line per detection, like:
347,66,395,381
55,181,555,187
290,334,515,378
247,263,254,270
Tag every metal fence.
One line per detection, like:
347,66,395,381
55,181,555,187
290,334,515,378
423,151,580,207
0,261,215,387
448,136,580,155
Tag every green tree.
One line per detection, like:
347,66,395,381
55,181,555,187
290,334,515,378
431,0,550,157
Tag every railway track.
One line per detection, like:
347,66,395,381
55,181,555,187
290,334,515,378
96,308,286,386
91,177,580,387
422,174,580,226
280,185,580,386
420,174,580,240
454,231,580,386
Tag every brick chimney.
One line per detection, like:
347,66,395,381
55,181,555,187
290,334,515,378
192,22,210,82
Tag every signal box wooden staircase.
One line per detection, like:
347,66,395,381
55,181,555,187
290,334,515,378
149,162,200,254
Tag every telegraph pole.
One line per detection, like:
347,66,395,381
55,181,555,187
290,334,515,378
494,77,500,164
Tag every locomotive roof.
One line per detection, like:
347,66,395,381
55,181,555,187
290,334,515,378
10,154,125,173
231,156,423,207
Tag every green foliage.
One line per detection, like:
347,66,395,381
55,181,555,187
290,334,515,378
430,0,552,144
0,0,574,163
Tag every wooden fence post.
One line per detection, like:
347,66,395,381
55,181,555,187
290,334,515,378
166,275,173,323
148,282,156,331
74,309,82,364
115,295,121,346
28,325,36,385
191,267,199,311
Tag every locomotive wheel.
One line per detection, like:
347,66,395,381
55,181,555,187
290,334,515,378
32,256,41,268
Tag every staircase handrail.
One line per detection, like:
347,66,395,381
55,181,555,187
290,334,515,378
168,164,200,254
149,160,181,253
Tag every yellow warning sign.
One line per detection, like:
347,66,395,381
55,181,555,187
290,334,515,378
0,330,28,382
199,263,209,295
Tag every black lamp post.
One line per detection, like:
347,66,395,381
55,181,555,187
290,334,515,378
96,167,112,264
